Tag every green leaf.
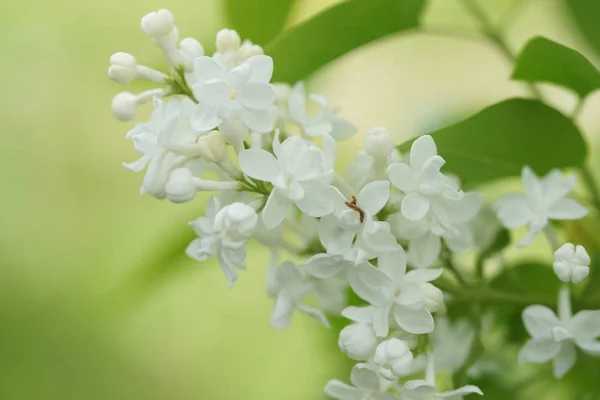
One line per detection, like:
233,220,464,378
564,0,600,59
224,0,296,45
583,252,600,300
397,98,587,187
512,36,600,98
265,0,426,83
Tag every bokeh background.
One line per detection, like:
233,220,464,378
2,0,600,399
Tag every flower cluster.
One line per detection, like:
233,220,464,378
108,9,600,398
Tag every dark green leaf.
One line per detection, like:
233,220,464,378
398,99,587,187
224,0,296,45
564,0,600,59
512,36,600,98
265,0,426,83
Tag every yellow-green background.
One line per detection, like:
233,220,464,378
1,0,599,399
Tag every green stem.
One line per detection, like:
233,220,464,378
459,0,545,102
580,165,600,213
440,247,468,286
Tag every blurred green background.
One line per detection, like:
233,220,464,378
1,0,600,399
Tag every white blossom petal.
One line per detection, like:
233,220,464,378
191,104,222,131
350,364,380,391
553,342,577,379
438,385,483,398
388,162,417,192
357,180,390,216
325,380,364,400
238,82,276,110
570,310,600,340
245,55,274,83
238,149,280,181
402,192,430,221
407,234,442,269
494,193,531,228
522,305,560,337
262,189,291,229
193,56,227,83
393,305,434,334
240,109,274,133
518,337,561,363
410,135,438,172
547,198,588,220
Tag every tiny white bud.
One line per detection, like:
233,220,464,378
338,323,377,360
553,243,591,284
165,168,197,203
238,40,264,61
373,338,413,381
420,283,445,314
365,126,395,158
108,52,137,84
111,92,138,121
273,83,292,105
140,9,175,38
216,29,241,53
214,203,258,238
179,37,205,71
197,130,227,162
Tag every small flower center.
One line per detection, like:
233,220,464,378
229,89,238,100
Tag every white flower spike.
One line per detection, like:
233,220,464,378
553,243,591,284
495,166,588,246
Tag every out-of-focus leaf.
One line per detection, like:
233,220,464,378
512,36,600,98
583,252,600,300
224,0,296,45
480,229,511,260
398,99,587,187
266,0,426,83
564,0,600,59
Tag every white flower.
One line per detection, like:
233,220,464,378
190,55,276,141
518,286,600,378
388,192,483,268
373,338,414,380
123,96,203,198
342,248,443,336
401,380,482,400
186,198,257,287
286,82,357,140
339,322,378,361
318,181,398,255
553,243,591,284
388,135,463,222
494,166,588,246
239,133,336,228
325,364,399,400
268,261,333,329
365,127,395,159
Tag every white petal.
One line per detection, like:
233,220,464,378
542,170,577,204
342,306,376,324
240,109,274,133
350,364,380,391
262,189,291,229
296,181,335,217
388,163,417,192
446,192,484,224
404,268,443,285
193,80,229,105
228,63,251,88
522,305,560,337
297,303,330,327
571,266,590,284
518,337,561,363
238,148,280,181
570,310,600,340
547,198,588,220
402,192,430,221
355,262,391,287
245,55,274,83
357,180,390,216
362,221,400,253
577,340,600,356
191,104,222,131
494,193,531,229
402,380,436,399
574,245,591,265
331,116,357,141
438,385,483,398
304,253,344,279
522,166,544,204
553,342,577,379
410,135,437,171
378,248,407,282
318,215,356,255
325,380,364,400
407,235,441,269
374,306,391,337
393,305,434,334
270,293,294,329
193,56,227,83
238,82,276,110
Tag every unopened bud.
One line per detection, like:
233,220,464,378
338,323,377,360
111,92,138,121
554,243,591,284
365,126,394,158
165,168,197,203
141,9,175,38
216,29,241,53
179,37,205,71
108,52,137,84
197,130,227,162
373,338,413,380
238,40,264,61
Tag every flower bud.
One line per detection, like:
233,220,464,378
179,37,205,70
365,126,394,158
420,283,445,314
141,9,175,38
338,323,377,360
238,40,264,61
197,130,227,162
273,83,292,106
373,338,413,380
554,243,590,284
214,203,258,247
111,92,138,121
108,52,137,84
216,29,241,53
165,168,197,203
